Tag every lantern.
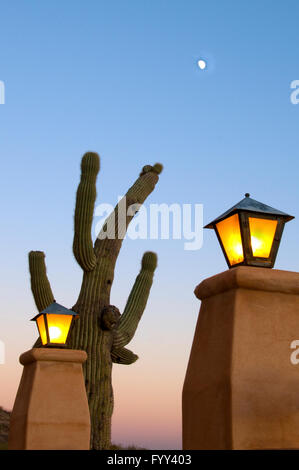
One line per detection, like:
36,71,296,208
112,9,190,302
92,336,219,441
205,193,294,269
31,302,79,347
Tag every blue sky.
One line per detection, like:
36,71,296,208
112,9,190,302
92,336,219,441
1,0,299,449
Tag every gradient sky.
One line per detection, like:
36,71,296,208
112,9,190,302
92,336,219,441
1,0,299,449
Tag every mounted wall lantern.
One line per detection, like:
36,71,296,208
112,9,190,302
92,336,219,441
31,301,79,347
205,193,294,269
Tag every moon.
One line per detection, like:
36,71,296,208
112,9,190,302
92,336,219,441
197,59,207,70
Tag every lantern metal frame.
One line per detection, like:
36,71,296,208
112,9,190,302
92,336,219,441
205,195,294,269
31,301,79,348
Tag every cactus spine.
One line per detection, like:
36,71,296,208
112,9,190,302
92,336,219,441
28,152,162,449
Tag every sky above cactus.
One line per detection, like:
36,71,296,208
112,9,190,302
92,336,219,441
1,0,299,449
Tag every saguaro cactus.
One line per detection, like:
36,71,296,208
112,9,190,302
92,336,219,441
28,152,163,449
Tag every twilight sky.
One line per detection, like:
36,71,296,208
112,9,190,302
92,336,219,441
1,0,299,449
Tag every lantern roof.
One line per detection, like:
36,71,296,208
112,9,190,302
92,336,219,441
205,194,294,229
30,301,78,321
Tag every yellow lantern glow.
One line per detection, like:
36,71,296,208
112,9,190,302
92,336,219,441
205,194,294,269
31,302,79,347
248,217,278,258
216,214,244,266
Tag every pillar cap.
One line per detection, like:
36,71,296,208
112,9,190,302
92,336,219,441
19,348,87,366
194,266,299,300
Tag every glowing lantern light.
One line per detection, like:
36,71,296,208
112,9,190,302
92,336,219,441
31,302,79,347
205,193,294,269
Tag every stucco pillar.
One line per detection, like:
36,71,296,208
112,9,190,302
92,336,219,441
182,266,299,449
8,348,90,450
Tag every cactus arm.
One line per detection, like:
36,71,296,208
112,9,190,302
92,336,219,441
94,164,163,262
28,251,55,311
112,252,157,349
73,152,100,271
111,346,138,365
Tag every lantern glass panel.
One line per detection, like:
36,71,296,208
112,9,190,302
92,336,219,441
46,314,73,344
37,315,48,346
216,214,244,266
248,217,278,258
